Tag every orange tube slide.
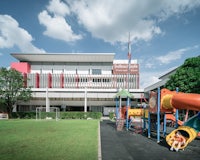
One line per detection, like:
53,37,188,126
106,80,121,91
165,114,183,126
161,89,200,111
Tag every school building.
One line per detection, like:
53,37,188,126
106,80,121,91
10,53,147,115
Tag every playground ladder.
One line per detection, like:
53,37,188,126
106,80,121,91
117,119,125,131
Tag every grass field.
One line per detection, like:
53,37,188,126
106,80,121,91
0,119,99,160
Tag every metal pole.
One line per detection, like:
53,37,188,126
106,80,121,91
36,108,38,120
119,96,122,119
157,87,160,143
115,98,119,119
175,87,179,128
126,97,130,130
127,32,131,92
163,113,166,136
148,111,151,138
127,33,131,131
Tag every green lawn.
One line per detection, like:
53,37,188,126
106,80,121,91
0,119,99,160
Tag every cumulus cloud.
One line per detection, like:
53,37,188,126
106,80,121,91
38,0,82,42
47,0,70,16
156,49,187,64
67,0,200,44
0,14,45,53
69,0,161,43
156,45,199,64
37,0,200,44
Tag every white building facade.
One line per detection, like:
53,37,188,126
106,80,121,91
11,53,145,114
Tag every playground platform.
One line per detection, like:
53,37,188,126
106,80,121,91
100,120,200,160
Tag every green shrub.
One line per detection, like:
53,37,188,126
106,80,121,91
60,112,102,119
11,112,35,119
109,112,115,120
11,111,102,119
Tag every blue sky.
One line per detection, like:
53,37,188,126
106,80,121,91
0,0,200,88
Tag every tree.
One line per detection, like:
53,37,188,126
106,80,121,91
0,68,32,117
165,56,200,93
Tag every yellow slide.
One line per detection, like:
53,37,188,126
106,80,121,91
161,89,200,150
166,126,197,150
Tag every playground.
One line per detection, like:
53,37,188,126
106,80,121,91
112,87,200,158
1,87,200,160
100,120,200,160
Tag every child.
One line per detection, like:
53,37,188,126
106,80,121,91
169,131,186,152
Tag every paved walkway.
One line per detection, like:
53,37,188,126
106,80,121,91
100,120,200,160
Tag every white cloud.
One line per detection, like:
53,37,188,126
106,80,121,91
156,45,199,64
38,0,82,42
140,71,161,88
69,0,161,43
156,49,186,64
67,0,200,44
140,65,180,88
37,0,200,44
0,14,45,53
138,57,157,69
47,0,70,16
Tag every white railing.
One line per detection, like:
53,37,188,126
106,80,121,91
25,73,139,89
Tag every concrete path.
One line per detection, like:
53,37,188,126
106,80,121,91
100,120,200,160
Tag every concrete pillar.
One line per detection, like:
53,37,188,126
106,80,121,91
84,87,87,112
12,103,17,112
46,87,50,112
61,104,66,111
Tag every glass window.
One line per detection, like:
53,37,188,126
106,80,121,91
92,69,101,75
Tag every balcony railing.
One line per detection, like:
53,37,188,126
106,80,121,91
24,73,139,89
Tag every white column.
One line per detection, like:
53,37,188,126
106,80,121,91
46,87,50,112
84,87,87,112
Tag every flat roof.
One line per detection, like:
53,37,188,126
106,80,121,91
113,59,138,64
158,66,178,79
11,53,115,63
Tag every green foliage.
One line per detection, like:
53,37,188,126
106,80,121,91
11,111,102,119
58,112,102,119
109,112,115,120
0,68,32,116
165,56,200,93
11,112,36,119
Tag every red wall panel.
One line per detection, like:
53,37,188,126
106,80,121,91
11,62,30,73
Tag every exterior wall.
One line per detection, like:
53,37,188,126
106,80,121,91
113,60,139,74
24,60,139,89
10,54,143,112
16,88,146,112
11,62,31,73
29,62,113,74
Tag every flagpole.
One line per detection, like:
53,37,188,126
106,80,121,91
126,32,131,130
127,32,131,92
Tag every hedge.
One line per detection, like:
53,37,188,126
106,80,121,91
11,112,102,119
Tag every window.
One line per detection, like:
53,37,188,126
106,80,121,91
92,69,101,75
